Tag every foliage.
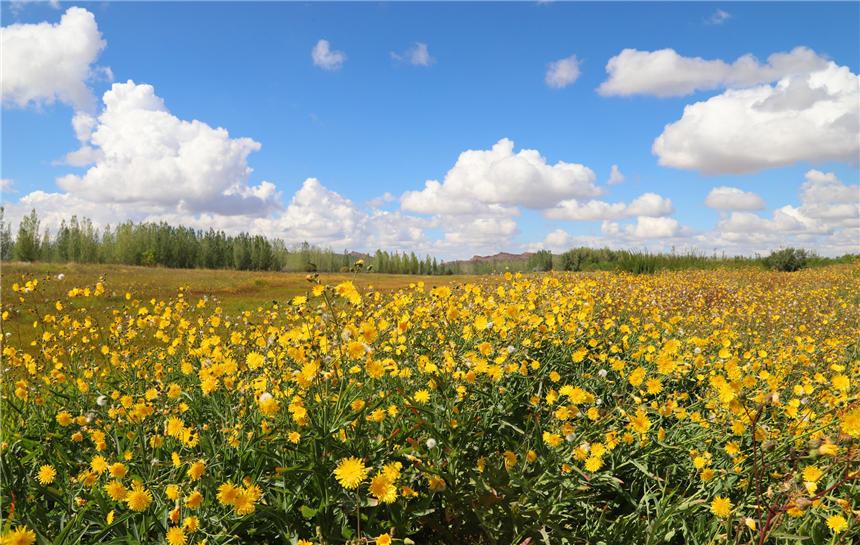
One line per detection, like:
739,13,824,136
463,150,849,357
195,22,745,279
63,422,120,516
2,265,859,544
764,247,811,272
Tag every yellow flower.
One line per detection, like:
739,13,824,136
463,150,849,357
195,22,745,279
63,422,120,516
91,455,108,474
710,496,733,518
165,526,187,545
369,473,398,503
187,461,206,481
56,411,73,426
217,482,240,506
185,490,203,509
333,457,369,489
802,465,822,483
826,514,847,533
109,462,127,478
183,516,199,533
166,484,180,500
584,456,604,472
1,526,36,545
818,443,838,456
413,389,430,403
232,490,256,515
503,450,517,469
106,510,114,524
543,431,563,447
376,533,392,545
125,483,153,511
36,464,56,485
105,479,128,501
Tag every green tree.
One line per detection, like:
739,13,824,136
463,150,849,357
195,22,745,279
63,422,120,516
14,209,41,262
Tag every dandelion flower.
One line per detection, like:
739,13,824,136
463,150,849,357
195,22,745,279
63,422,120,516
1,526,36,545
217,481,240,506
185,490,203,509
333,457,369,489
710,496,732,518
369,473,398,503
187,461,205,481
165,526,187,545
125,483,153,511
826,514,847,533
36,464,56,485
105,479,128,501
376,533,392,545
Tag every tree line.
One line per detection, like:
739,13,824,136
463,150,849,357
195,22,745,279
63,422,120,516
1,208,855,274
0,208,459,274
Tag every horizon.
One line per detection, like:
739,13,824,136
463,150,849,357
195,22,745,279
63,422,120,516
1,1,858,260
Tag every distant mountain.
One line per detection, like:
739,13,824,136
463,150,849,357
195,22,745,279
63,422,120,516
444,251,535,267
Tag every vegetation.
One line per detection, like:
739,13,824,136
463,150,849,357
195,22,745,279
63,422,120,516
0,209,856,277
2,264,859,544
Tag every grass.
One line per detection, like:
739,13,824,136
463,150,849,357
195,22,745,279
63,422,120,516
0,262,482,316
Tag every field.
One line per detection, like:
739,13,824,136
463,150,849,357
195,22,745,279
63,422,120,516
1,263,859,545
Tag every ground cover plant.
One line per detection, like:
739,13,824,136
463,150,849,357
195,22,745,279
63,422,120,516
1,263,859,544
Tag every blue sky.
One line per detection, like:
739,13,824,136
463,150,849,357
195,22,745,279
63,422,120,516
2,1,858,259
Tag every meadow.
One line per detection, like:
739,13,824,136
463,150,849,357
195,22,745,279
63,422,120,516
1,262,858,545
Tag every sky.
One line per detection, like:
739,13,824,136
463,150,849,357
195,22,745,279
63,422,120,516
1,1,858,260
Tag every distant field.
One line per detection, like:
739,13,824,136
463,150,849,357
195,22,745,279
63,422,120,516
0,261,482,315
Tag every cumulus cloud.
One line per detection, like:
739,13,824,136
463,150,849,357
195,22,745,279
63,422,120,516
602,216,686,239
704,187,765,211
598,46,828,97
56,80,280,217
607,164,625,185
545,55,581,89
1,7,109,111
255,178,430,251
401,138,600,214
544,193,674,221
391,43,434,66
653,63,859,175
710,170,859,253
312,39,346,71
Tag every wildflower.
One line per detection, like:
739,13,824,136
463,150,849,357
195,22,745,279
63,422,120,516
217,482,240,506
1,526,36,545
185,490,203,509
504,450,517,469
187,461,206,481
109,462,127,478
826,514,847,533
183,516,199,533
91,455,108,474
125,482,153,511
414,389,430,403
818,443,838,456
96,395,108,406
376,533,392,545
56,411,73,426
426,438,437,449
36,464,56,485
105,480,128,501
232,490,256,515
710,496,733,518
369,473,398,503
165,526,187,545
333,457,369,489
584,456,603,472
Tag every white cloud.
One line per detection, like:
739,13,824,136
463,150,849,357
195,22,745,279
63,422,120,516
544,192,674,221
545,55,581,89
653,63,859,175
1,179,13,191
255,178,429,251
710,170,859,253
606,217,683,240
56,80,280,217
704,187,765,211
312,39,346,71
607,164,625,185
598,46,828,97
391,43,434,66
366,192,396,208
1,7,109,111
401,138,600,214
707,9,731,25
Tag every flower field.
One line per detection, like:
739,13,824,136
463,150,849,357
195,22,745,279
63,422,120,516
2,264,859,545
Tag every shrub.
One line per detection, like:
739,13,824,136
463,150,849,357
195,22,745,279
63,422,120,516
764,247,810,272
